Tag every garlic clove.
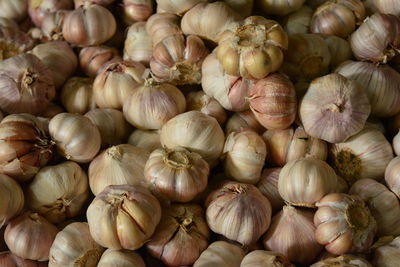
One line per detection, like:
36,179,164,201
79,46,121,78
146,13,182,47
385,156,400,199
61,77,96,115
225,110,265,135
128,129,161,152
123,22,152,66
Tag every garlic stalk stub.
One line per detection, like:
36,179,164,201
40,10,69,41
193,241,245,267
0,174,24,228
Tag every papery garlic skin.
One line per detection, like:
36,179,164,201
193,241,245,267
0,252,47,267
329,128,393,184
128,129,161,152
284,6,313,35
87,185,161,250
299,73,371,143
123,22,152,66
97,249,145,267
373,236,400,267
186,91,227,125
259,0,306,16
146,13,182,47
263,205,323,264
156,0,206,15
0,22,35,60
257,168,284,212
0,0,28,21
225,110,265,134
324,36,353,68
79,46,121,78
314,193,377,255
28,0,73,28
61,77,96,115
49,113,101,163
122,0,153,25
206,181,272,245
311,255,372,267
0,174,24,228
49,222,104,267
373,0,400,16
89,144,150,195
240,250,294,267
385,156,400,199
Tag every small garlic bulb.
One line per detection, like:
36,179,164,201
283,6,313,35
259,0,306,16
5,212,58,261
26,161,89,224
257,168,284,212
79,46,121,78
222,129,266,184
87,184,161,250
279,157,338,208
373,0,400,16
311,255,372,267
201,53,251,112
93,61,146,109
49,222,104,267
146,13,182,47
144,147,209,202
263,126,328,167
128,129,161,152
315,193,377,255
186,91,227,125
193,241,245,267
373,236,400,267
61,77,96,115
350,13,400,63
123,22,152,66
263,205,323,264
49,113,101,163
97,249,145,267
299,73,371,143
217,16,288,80
88,144,150,195
206,181,272,245
156,0,206,15
0,0,28,21
123,80,186,129
329,128,393,184
240,250,294,267
385,156,400,199
225,110,265,135
160,111,225,166
40,10,68,41
146,204,210,266
122,0,153,25
349,179,400,237
324,36,353,68
0,174,24,228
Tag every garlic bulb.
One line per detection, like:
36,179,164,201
41,10,68,41
281,34,331,81
26,161,89,224
201,53,251,112
385,156,400,199
222,129,266,184
5,212,58,261
128,129,161,152
123,79,186,129
87,184,161,250
61,77,96,115
0,114,54,182
263,205,323,264
146,13,182,47
0,53,55,115
373,236,400,267
0,174,24,228
311,0,366,38
259,0,306,16
324,36,352,68
93,60,146,109
160,111,225,166
122,0,153,25
311,255,372,267
248,73,297,130
62,3,116,46
373,0,400,16
349,179,400,237
350,13,400,63
49,222,104,267
144,147,209,202
283,6,313,35
97,250,145,267
123,22,152,66
79,46,121,78
225,110,264,135
299,73,371,143
329,128,393,184
240,250,294,267
85,108,132,147
181,2,242,43
0,22,34,60
49,113,101,163
335,61,400,118
223,0,254,17
217,16,288,80
186,91,227,125
315,193,377,255
205,181,272,245
194,242,245,267
88,144,150,195
263,126,328,167
28,0,73,27
279,157,337,208
0,252,47,267
146,204,210,266
257,168,284,212
156,0,206,15
0,0,28,21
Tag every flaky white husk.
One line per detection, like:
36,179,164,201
97,249,145,267
0,174,24,228
193,241,245,267
373,236,400,267
123,22,152,66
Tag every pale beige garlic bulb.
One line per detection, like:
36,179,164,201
222,129,266,184
87,184,161,250
144,147,209,202
257,168,284,212
263,126,328,167
240,250,294,267
49,113,101,163
0,0,28,21
205,181,272,245
259,0,306,16
79,46,121,78
26,161,89,224
5,212,58,261
311,255,372,267
156,0,206,15
373,0,400,16
314,193,377,255
329,128,393,184
97,250,145,267
263,205,323,264
201,53,251,112
217,16,288,80
49,222,104,267
283,6,313,35
225,110,264,135
146,204,210,266
0,252,47,267
128,129,161,152
40,10,69,41
61,77,96,115
93,60,146,109
0,174,24,228
123,22,152,66
122,0,153,25
349,179,400,237
299,73,371,143
28,0,73,28
146,13,182,47
193,241,245,267
88,144,150,195
223,0,254,17
279,157,337,208
186,91,227,125
385,156,400,199
324,36,353,69
123,79,186,129
373,236,400,267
